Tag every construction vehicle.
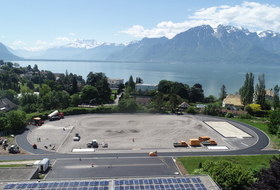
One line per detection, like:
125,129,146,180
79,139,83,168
198,136,210,142
173,141,188,147
8,145,20,153
149,151,157,156
33,117,44,126
48,110,64,121
73,133,80,141
32,144,37,149
201,139,217,146
188,139,201,146
87,139,99,148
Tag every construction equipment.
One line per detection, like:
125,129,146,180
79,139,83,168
33,117,44,126
173,141,188,147
48,110,64,121
102,142,108,148
8,145,20,153
198,136,210,142
87,139,99,148
202,139,217,146
188,139,201,146
149,151,157,156
199,136,217,145
73,133,80,141
32,144,37,149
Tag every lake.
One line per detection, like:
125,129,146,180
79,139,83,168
11,60,280,97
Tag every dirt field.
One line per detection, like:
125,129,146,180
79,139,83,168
25,114,232,154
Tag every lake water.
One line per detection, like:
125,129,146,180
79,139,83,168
11,60,280,97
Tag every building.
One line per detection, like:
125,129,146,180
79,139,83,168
108,78,124,88
179,102,190,109
0,98,17,112
135,84,158,93
222,95,244,110
135,96,153,106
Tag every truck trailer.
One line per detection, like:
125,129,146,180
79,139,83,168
48,110,64,121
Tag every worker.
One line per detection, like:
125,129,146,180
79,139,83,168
132,138,134,142
91,163,94,167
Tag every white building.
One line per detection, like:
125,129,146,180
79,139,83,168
108,78,124,88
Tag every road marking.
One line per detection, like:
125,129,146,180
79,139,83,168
241,142,248,146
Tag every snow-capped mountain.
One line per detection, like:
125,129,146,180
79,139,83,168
2,25,280,64
49,39,102,50
106,24,280,64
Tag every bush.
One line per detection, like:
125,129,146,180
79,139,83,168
225,112,234,118
148,108,157,113
239,113,252,119
186,106,197,114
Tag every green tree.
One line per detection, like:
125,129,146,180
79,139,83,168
239,72,254,106
202,160,255,190
273,85,280,109
152,92,164,111
117,98,139,113
127,75,135,92
81,85,98,104
255,73,266,109
267,108,280,134
189,84,204,103
6,110,26,134
158,80,172,94
168,94,180,112
219,84,227,100
70,93,81,107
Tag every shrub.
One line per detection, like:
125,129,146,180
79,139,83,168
186,106,197,114
225,112,234,118
239,113,252,119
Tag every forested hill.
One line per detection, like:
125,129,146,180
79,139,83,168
0,43,21,60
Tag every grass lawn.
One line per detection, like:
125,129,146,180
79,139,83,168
177,154,277,174
0,164,26,168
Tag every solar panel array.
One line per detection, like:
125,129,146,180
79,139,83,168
3,180,109,190
114,177,207,190
4,177,208,190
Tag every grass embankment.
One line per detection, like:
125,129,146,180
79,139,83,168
230,117,280,149
177,155,277,175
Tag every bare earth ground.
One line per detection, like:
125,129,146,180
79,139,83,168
24,114,232,154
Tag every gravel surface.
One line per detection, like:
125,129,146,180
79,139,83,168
25,114,235,154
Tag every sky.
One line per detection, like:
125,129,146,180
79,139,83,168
1,0,280,51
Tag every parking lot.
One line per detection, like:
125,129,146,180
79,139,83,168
26,114,257,154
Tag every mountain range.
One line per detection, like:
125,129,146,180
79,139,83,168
2,24,280,64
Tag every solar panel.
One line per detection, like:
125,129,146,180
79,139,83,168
185,178,191,183
74,182,80,186
191,178,198,183
80,181,85,186
138,180,143,184
4,184,16,189
196,177,202,183
143,180,149,184
162,178,168,184
148,179,153,184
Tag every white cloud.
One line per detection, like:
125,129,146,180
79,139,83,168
13,40,26,45
70,32,75,36
55,37,70,41
35,40,49,45
121,2,280,39
9,46,46,51
0,36,4,38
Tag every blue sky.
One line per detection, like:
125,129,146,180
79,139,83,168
1,0,280,51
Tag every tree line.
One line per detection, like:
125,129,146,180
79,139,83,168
0,61,112,133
